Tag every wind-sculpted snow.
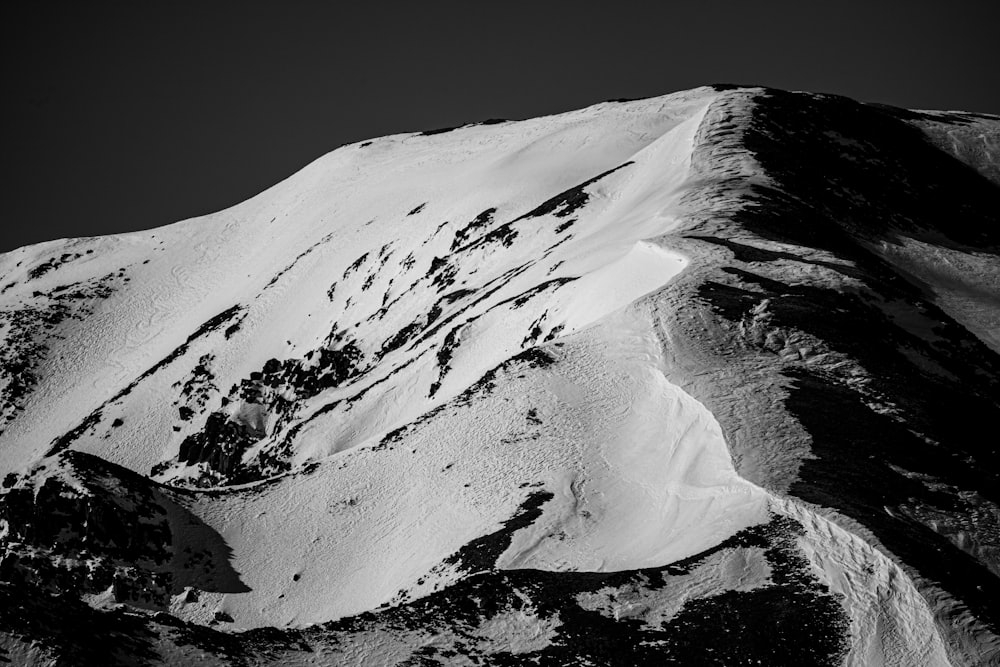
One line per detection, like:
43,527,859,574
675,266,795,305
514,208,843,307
2,85,999,665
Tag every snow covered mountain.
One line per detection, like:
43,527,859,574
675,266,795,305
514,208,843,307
1,85,999,666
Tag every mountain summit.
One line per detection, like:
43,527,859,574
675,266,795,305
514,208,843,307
1,85,998,666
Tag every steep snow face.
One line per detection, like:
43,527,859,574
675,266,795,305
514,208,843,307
0,87,714,484
3,85,1000,666
495,310,768,575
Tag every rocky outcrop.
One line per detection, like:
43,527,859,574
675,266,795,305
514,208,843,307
0,451,173,606
0,450,248,610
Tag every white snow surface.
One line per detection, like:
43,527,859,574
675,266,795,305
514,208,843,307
0,86,962,664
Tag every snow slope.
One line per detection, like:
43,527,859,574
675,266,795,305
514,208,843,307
2,85,999,666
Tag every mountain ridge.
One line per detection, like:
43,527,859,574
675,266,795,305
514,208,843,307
1,84,998,666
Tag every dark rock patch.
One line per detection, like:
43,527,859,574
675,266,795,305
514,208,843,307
451,208,497,251
27,252,84,281
262,232,334,291
420,125,460,137
514,162,634,222
343,253,369,280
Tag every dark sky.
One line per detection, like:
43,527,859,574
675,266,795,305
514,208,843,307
3,1,998,253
